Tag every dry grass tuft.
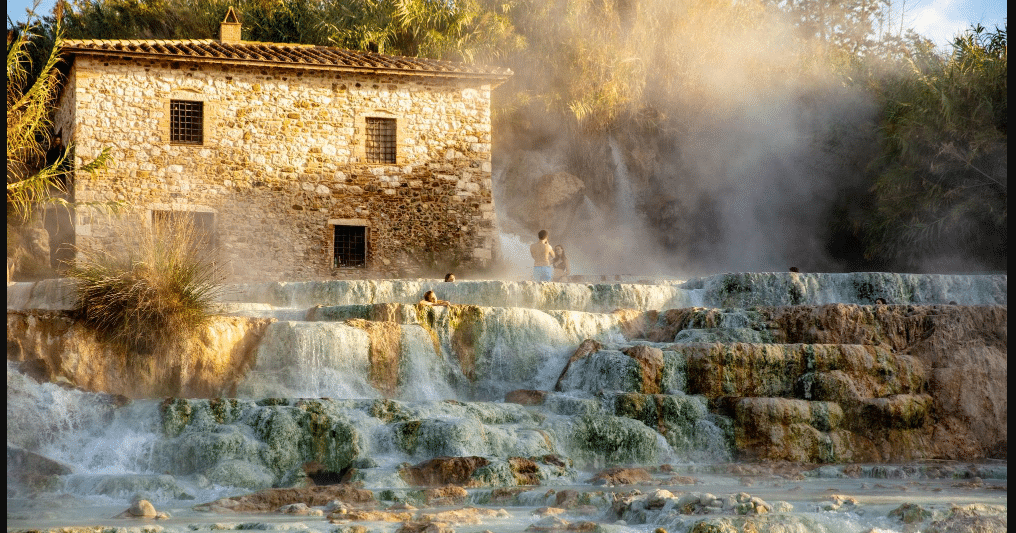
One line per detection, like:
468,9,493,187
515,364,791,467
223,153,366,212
69,213,223,353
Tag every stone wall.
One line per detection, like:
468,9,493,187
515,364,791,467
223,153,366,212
59,56,499,281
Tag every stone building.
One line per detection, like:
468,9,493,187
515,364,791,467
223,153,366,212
54,12,510,280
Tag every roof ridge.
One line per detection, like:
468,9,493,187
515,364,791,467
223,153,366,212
60,38,513,78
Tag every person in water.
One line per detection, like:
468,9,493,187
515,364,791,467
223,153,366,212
529,229,555,282
552,244,570,282
444,273,455,282
419,290,450,307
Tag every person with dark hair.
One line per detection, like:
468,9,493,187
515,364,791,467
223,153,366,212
529,229,555,282
444,273,455,282
552,244,570,282
419,290,450,307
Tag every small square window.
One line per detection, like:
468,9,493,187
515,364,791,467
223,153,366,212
170,100,204,144
334,225,367,268
365,117,396,164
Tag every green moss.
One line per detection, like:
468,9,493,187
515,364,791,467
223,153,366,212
255,398,291,406
470,461,517,486
369,399,411,422
853,279,878,303
156,426,260,475
208,398,242,424
570,414,661,465
160,397,193,437
788,283,804,305
394,420,423,454
613,393,711,455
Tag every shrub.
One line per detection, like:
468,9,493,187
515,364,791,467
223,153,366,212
69,213,223,353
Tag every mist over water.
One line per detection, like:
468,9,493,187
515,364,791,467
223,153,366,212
492,0,885,277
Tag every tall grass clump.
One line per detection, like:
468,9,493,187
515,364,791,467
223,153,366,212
69,213,223,353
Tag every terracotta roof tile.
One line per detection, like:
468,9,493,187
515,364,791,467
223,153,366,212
61,38,512,80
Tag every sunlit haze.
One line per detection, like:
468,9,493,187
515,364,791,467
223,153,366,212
7,0,1008,49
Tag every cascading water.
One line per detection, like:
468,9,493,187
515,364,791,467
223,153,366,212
7,272,1008,533
607,135,655,276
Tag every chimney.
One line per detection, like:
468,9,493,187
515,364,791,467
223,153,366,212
220,7,241,43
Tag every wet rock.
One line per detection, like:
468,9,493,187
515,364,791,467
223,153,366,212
505,389,548,406
196,484,374,512
277,503,323,516
923,503,1007,533
206,459,276,489
509,457,542,485
158,398,363,488
63,473,194,501
889,502,931,523
420,485,469,506
687,343,925,402
302,460,347,485
114,499,164,519
333,526,371,533
610,392,711,455
7,445,73,492
732,397,879,463
588,467,652,486
676,493,702,514
527,516,570,532
419,507,505,524
554,339,603,391
765,303,1007,460
397,521,456,533
401,456,490,486
526,515,599,531
553,489,579,508
571,415,664,465
645,489,674,510
823,494,859,512
689,514,825,533
330,509,412,521
644,308,727,342
620,345,665,394
346,318,403,396
771,501,794,513
481,487,528,505
7,311,272,398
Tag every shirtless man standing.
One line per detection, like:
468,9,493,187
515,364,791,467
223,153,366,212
530,229,555,282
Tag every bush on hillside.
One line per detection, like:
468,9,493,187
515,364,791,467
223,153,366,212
69,213,223,353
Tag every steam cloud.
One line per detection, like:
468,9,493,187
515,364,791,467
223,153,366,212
491,0,879,278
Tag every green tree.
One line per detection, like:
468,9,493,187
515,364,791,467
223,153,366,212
63,0,224,39
7,13,67,218
62,0,522,62
861,24,1007,268
772,0,889,56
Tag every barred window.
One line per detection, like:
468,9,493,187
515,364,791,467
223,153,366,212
170,100,204,144
334,225,367,268
365,117,396,163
